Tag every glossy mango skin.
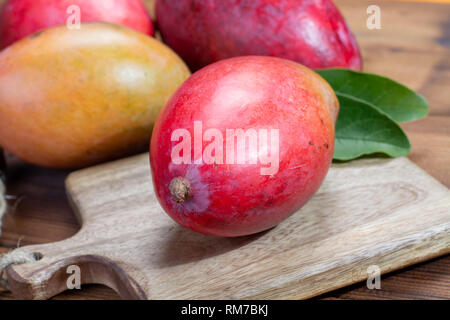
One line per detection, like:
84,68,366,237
156,0,362,71
0,23,190,168
150,56,338,237
0,0,154,50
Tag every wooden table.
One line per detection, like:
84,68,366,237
0,0,449,300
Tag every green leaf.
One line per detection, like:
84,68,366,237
316,68,428,122
334,95,411,160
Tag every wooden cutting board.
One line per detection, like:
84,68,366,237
5,154,450,299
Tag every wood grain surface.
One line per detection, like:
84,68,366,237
4,155,450,299
0,0,449,299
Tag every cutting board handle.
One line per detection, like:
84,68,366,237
5,235,146,300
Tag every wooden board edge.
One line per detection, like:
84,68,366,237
245,228,450,299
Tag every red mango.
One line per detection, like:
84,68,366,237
156,0,362,71
0,0,154,49
150,56,339,237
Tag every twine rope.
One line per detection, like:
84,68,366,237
0,179,5,237
0,148,6,238
0,250,36,291
0,150,37,291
